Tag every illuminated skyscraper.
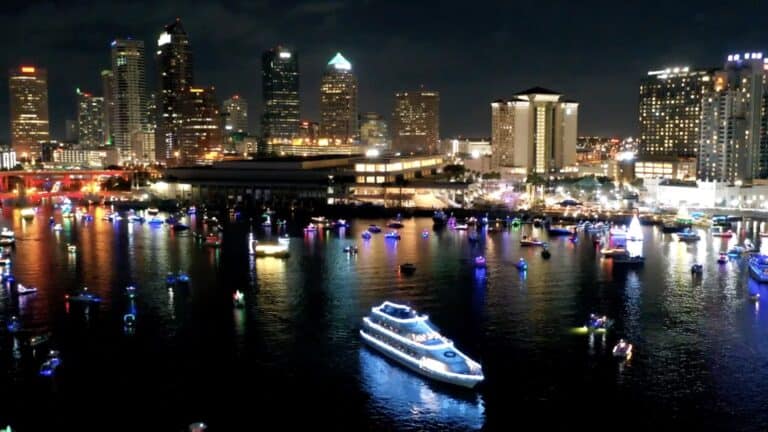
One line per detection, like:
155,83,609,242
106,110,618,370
156,19,193,163
101,70,114,146
320,52,358,145
179,86,222,165
392,90,439,154
223,95,248,133
699,52,768,183
262,46,299,144
491,87,578,175
111,38,147,163
9,65,49,159
359,112,390,150
77,89,104,148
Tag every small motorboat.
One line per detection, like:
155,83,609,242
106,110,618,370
187,206,197,215
399,263,416,275
361,231,372,240
454,223,469,230
148,217,164,225
0,227,14,238
586,314,613,331
30,333,51,347
16,284,37,294
367,225,382,233
65,288,101,303
516,258,528,271
332,219,350,229
520,236,545,247
613,254,645,266
147,207,160,215
343,245,358,254
233,290,245,308
612,339,633,360
310,216,327,224
727,246,745,257
387,220,404,229
125,285,137,299
39,350,61,377
176,271,190,284
172,223,190,232
421,230,429,239
304,223,318,233
67,244,77,253
690,264,703,275
475,256,486,268
7,316,20,333
717,253,728,264
385,231,401,240
601,247,627,257
541,249,551,259
128,214,145,223
165,272,177,285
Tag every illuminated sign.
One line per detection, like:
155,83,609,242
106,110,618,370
158,32,171,46
21,66,35,73
279,51,292,59
327,52,351,71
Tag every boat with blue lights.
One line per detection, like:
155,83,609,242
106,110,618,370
368,224,382,233
65,288,101,303
749,255,768,282
675,229,700,242
361,231,372,240
385,231,401,240
474,256,486,268
360,301,484,388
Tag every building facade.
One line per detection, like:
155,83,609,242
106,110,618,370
359,112,390,150
223,95,248,133
699,53,768,184
491,87,578,175
111,38,147,164
391,90,439,154
9,66,49,160
319,52,358,145
262,46,299,144
101,70,114,146
179,86,222,165
155,19,193,164
77,89,105,148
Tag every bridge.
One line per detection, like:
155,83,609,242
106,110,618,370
0,169,132,194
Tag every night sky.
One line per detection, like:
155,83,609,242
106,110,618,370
1,0,767,141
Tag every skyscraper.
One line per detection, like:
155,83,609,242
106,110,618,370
111,38,147,164
491,87,578,175
9,65,49,160
320,52,358,145
359,112,390,150
392,89,439,154
155,19,193,163
179,86,222,165
223,95,248,133
699,52,768,184
77,89,105,148
101,70,114,146
261,46,299,144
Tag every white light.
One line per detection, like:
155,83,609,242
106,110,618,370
158,32,171,47
746,53,751,59
365,149,380,158
279,51,291,59
728,55,734,61
471,150,480,159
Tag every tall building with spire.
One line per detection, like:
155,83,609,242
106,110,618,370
9,65,49,160
76,88,104,148
320,52,358,145
261,46,299,145
155,19,193,164
392,89,440,154
111,38,146,164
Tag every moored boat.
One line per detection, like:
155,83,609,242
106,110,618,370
749,254,768,282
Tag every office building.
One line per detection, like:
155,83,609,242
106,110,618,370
359,112,390,150
223,95,248,133
179,86,222,165
101,70,114,146
392,89,439,154
262,46,299,144
77,89,105,148
320,52,358,145
9,65,49,159
491,87,578,175
156,19,193,163
111,38,147,164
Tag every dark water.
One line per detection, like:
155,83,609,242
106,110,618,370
1,206,768,431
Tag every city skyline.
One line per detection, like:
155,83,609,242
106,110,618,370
1,1,767,142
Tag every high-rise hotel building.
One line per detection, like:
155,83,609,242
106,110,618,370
698,52,768,184
111,38,147,164
392,89,440,154
320,52,358,145
262,46,299,145
9,65,49,160
491,87,577,175
636,66,714,179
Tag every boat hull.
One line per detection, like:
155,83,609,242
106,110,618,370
749,264,768,283
360,330,481,389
